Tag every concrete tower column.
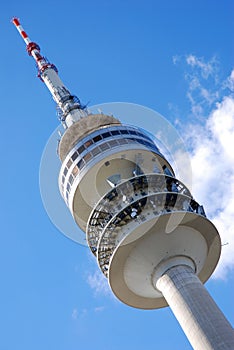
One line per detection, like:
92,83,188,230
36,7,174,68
155,265,234,350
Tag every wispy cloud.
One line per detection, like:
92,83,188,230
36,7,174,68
223,69,234,92
173,54,222,119
94,306,105,312
87,269,112,297
71,307,87,320
172,55,181,65
186,54,218,79
71,305,104,320
185,57,220,117
72,308,78,320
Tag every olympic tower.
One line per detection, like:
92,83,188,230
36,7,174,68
12,18,234,350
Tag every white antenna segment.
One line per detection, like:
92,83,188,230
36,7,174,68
12,17,87,128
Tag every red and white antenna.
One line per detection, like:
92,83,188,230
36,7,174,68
12,17,87,128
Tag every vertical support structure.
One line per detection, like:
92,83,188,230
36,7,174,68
12,17,87,128
155,265,234,350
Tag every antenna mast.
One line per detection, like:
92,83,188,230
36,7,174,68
12,17,87,128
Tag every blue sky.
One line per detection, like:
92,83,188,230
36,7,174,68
0,1,233,349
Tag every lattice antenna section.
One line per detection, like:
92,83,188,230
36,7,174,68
12,17,87,128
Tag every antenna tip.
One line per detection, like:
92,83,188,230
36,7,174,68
12,17,20,26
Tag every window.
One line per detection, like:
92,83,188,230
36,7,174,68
111,130,120,136
100,143,109,151
135,132,142,137
102,132,111,138
71,152,78,161
91,147,100,156
72,166,79,176
64,167,68,176
142,140,148,146
118,139,128,145
163,165,173,177
109,140,118,147
83,153,92,162
85,140,93,148
77,159,85,169
77,145,85,154
93,135,102,142
69,174,73,184
148,141,155,147
129,130,138,136
120,130,129,134
67,159,72,168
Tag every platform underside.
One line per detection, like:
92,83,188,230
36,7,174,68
108,212,221,309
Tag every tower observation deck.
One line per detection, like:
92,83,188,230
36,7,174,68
13,18,234,350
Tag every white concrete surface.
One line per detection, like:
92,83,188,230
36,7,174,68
156,265,234,350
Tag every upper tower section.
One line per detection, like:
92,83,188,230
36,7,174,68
12,17,87,129
12,18,122,162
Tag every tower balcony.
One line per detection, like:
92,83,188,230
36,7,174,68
86,173,206,277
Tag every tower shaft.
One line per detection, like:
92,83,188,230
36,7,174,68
155,265,234,350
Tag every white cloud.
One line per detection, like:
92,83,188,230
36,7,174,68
172,55,181,65
172,54,222,119
186,55,218,79
72,308,78,320
180,69,234,279
71,307,87,320
87,269,112,297
172,54,234,278
223,69,234,93
94,306,105,312
229,70,234,90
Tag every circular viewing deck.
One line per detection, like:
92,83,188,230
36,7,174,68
86,173,206,277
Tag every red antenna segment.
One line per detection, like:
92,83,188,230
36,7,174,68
12,18,31,44
12,17,87,128
12,17,57,79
